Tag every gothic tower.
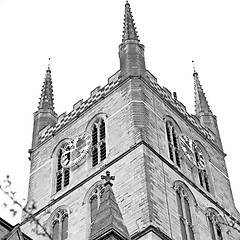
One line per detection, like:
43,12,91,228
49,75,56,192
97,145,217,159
21,2,240,240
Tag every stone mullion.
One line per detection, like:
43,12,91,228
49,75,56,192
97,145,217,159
213,220,219,240
59,217,63,240
180,191,188,240
182,195,191,240
170,126,176,165
202,171,207,191
97,123,101,165
166,122,174,163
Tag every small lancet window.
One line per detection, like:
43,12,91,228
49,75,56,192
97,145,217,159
176,186,195,240
166,120,181,167
91,118,106,167
56,143,71,193
51,209,68,240
208,211,223,240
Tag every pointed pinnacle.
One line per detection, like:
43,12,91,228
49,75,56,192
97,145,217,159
193,62,212,116
122,1,139,42
38,61,55,111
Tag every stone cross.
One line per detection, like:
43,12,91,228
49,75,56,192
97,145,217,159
101,171,115,186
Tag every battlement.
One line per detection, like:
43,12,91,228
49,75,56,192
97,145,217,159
146,71,216,143
38,70,121,143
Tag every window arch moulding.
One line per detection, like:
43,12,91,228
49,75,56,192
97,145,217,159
85,113,108,168
206,208,225,240
82,180,105,238
173,180,198,207
173,180,198,240
47,206,69,240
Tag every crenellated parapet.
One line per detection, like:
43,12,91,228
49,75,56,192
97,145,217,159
37,71,121,143
35,69,220,155
146,71,217,144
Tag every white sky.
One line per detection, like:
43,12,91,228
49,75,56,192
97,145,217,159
0,0,239,225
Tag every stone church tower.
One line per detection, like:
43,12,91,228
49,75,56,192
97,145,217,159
21,1,240,240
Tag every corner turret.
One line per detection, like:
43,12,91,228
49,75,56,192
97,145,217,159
119,1,146,80
31,60,58,148
193,61,223,150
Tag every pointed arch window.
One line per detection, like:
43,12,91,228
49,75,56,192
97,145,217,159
56,143,71,193
51,209,68,240
166,120,181,167
208,211,223,240
176,186,195,240
91,118,106,167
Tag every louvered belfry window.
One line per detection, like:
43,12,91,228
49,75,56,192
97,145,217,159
56,143,70,192
91,118,106,167
176,188,195,240
52,209,68,240
166,120,180,167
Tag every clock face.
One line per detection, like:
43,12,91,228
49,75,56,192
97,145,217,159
179,135,194,161
59,133,92,168
72,132,91,166
179,134,206,169
74,132,91,154
192,143,206,169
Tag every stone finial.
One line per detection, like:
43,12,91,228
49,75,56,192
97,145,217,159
38,59,55,112
89,171,130,240
101,171,115,186
193,61,212,117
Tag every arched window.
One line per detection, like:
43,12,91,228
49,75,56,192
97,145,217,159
89,183,104,223
207,210,223,240
91,118,106,167
51,209,68,240
56,142,71,192
174,182,196,240
193,142,210,193
166,120,181,167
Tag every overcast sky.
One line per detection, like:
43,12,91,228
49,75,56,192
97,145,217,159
0,0,239,225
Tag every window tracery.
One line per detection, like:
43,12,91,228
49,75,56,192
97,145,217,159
51,209,68,240
174,183,196,240
91,118,106,167
207,211,223,240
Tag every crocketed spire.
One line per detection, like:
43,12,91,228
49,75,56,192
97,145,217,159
193,61,212,117
38,62,55,111
122,1,139,42
31,59,58,148
89,171,130,240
